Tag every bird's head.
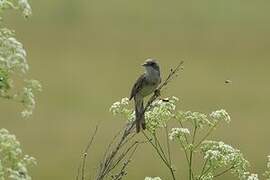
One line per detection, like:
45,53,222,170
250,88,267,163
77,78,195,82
142,58,160,73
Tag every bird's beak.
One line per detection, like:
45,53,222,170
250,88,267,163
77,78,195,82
141,62,147,66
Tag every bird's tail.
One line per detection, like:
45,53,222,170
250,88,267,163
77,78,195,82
135,96,146,133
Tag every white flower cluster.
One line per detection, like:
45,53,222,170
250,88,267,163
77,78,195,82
0,28,28,74
263,155,270,180
246,174,259,180
199,173,214,180
0,128,36,180
176,109,231,128
0,0,14,11
176,111,211,128
0,65,10,94
0,1,41,118
109,97,179,133
238,172,260,180
17,0,32,17
144,177,162,180
109,97,134,120
21,79,42,118
200,141,258,180
145,96,178,133
0,0,32,17
210,109,231,123
169,127,190,141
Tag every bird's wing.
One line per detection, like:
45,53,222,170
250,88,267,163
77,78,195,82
129,74,145,100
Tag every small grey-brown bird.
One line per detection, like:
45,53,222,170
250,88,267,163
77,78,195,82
129,59,161,133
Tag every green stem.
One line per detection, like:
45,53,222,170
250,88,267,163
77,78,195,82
189,152,193,180
178,120,189,145
143,131,176,180
165,125,172,165
189,126,197,180
153,133,167,162
179,141,190,165
178,119,195,179
194,123,219,150
143,132,167,164
198,158,209,180
213,165,235,178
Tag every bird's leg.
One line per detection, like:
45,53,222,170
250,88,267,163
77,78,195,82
154,89,161,97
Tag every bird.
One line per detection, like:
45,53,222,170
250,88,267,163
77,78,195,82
129,58,161,133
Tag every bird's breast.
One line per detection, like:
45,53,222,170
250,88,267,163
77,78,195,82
139,77,160,97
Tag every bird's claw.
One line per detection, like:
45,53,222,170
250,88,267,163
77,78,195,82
154,89,161,97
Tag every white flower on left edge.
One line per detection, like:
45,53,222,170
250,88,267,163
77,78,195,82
0,129,36,179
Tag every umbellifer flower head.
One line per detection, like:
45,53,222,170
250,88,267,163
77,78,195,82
210,109,231,123
169,127,190,141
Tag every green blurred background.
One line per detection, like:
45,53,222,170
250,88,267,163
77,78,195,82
1,0,270,179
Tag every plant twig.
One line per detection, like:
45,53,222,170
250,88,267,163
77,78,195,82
213,165,235,178
194,123,218,150
153,133,168,162
198,158,209,180
189,126,197,180
142,132,168,165
111,142,140,180
179,141,190,166
96,131,135,180
107,141,139,173
76,125,99,180
165,125,172,166
143,131,176,180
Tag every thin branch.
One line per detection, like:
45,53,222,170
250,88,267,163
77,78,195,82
143,131,176,180
213,165,235,178
101,128,123,163
107,141,139,173
96,131,135,180
189,126,197,180
157,61,184,91
76,125,99,180
179,141,190,166
165,126,172,166
202,163,235,179
177,117,196,179
153,133,168,162
177,119,190,166
198,158,209,180
112,143,139,180
142,131,168,165
202,166,212,177
194,123,218,150
177,120,190,147
76,161,82,180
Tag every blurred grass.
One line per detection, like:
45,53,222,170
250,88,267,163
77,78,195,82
1,0,270,179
